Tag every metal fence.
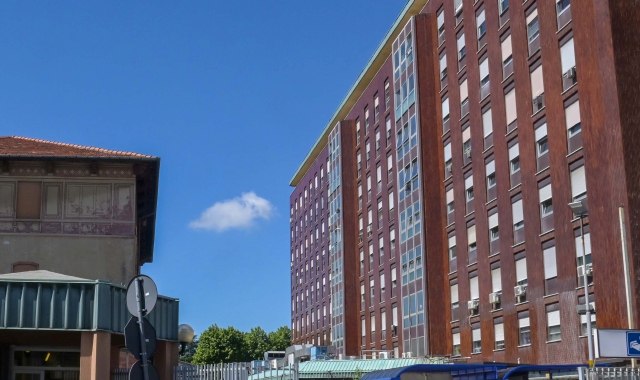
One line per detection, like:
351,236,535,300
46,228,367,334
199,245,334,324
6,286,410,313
174,363,252,380
112,368,128,380
580,367,640,380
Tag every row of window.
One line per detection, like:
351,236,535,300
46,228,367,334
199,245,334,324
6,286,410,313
452,295,594,356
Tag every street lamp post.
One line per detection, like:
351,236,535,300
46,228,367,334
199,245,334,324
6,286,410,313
568,199,594,367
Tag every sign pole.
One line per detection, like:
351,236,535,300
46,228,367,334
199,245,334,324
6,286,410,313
135,277,150,380
619,207,637,368
580,215,595,367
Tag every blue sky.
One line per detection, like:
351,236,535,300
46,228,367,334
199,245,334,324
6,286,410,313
0,1,406,335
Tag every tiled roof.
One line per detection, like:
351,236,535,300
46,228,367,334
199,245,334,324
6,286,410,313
0,136,156,159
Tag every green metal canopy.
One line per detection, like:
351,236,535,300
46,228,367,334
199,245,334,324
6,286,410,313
0,270,179,341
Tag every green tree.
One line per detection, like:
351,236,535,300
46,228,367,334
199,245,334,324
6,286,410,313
267,326,291,351
193,325,247,364
245,327,270,361
179,335,199,363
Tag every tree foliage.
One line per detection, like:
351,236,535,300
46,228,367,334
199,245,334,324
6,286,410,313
193,325,291,364
267,326,292,351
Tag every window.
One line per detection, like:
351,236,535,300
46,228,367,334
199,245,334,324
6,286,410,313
438,10,445,43
515,254,527,287
365,107,370,128
531,65,545,112
539,183,553,217
492,265,502,294
468,224,477,253
450,281,459,320
489,212,499,242
576,230,592,287
499,0,509,14
570,165,587,201
388,190,395,213
440,53,448,81
391,265,397,297
547,304,561,341
375,130,381,152
387,155,393,179
536,123,549,157
509,143,520,174
386,117,392,142
518,311,531,345
444,142,452,176
448,234,457,261
460,79,469,111
366,141,371,163
512,199,524,232
483,108,493,141
374,96,380,123
356,120,361,144
561,38,576,87
16,182,42,219
579,294,596,335
370,277,375,301
462,127,471,159
358,184,363,210
566,99,582,138
479,58,489,89
367,175,372,199
527,9,540,48
446,188,454,216
361,316,366,344
360,249,365,273
443,97,450,124
452,329,461,356
472,323,481,353
505,89,517,128
470,272,479,301
457,33,466,63
380,272,385,300
357,151,362,172
465,175,474,202
486,160,496,189
385,81,391,108
494,317,505,350
544,245,558,294
361,283,366,308
377,166,383,193
557,0,570,14
378,199,383,223
454,0,463,15
477,10,486,38
502,35,513,78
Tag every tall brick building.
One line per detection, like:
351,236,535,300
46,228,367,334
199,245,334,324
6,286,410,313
289,0,640,364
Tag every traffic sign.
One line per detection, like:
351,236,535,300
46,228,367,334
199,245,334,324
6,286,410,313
129,360,160,380
126,275,158,316
124,317,157,361
627,332,640,357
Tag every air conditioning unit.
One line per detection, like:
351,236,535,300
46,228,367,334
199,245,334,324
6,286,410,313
441,68,448,80
405,183,411,191
367,225,373,234
379,352,389,359
514,285,527,297
563,67,577,79
468,299,479,311
464,148,472,158
445,162,453,173
489,292,501,304
577,263,594,277
533,94,544,111
403,352,414,358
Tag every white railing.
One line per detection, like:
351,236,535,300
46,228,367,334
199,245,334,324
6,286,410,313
174,363,251,380
580,367,640,380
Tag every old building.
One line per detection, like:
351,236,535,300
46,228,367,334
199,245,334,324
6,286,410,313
0,136,179,379
289,0,640,364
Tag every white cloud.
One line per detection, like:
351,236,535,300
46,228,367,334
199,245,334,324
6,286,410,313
189,192,274,232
